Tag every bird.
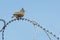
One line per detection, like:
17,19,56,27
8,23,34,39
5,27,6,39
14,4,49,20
12,8,25,19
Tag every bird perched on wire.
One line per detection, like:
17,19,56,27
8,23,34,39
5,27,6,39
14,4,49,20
12,8,25,19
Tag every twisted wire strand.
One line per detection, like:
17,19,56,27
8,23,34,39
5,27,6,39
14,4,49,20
2,30,4,40
1,18,59,40
31,20,52,40
44,30,52,40
0,19,6,32
31,20,59,40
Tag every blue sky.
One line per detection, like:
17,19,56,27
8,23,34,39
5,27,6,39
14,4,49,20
0,0,60,40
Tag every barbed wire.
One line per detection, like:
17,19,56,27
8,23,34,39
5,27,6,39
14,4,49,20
31,19,59,40
0,19,6,32
0,18,60,40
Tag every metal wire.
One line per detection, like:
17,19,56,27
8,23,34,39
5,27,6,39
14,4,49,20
2,30,4,40
31,20,52,40
0,18,60,40
0,19,6,32
31,19,60,40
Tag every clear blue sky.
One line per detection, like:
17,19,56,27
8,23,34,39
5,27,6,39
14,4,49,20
0,0,60,40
